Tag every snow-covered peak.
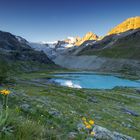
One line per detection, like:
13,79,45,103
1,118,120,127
67,37,77,44
38,40,58,45
65,36,77,44
45,41,58,44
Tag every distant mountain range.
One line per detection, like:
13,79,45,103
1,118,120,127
72,16,140,59
45,16,140,47
52,16,140,76
0,16,140,73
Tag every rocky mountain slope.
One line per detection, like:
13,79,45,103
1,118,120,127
0,31,53,63
74,16,140,58
54,28,140,76
108,16,140,35
75,32,98,46
75,28,140,59
0,31,56,73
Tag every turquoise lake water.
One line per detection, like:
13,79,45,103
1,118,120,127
52,72,140,89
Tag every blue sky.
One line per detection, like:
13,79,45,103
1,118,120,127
0,0,140,42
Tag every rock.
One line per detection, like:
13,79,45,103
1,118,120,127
68,132,77,139
122,108,139,117
136,89,140,94
126,118,133,123
54,53,140,73
20,104,30,112
77,123,85,132
88,97,98,103
121,122,133,128
20,103,35,113
92,125,135,140
93,125,114,140
48,109,61,117
113,132,135,140
75,32,98,46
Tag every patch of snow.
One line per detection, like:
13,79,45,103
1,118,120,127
38,41,58,44
15,36,22,42
45,41,58,44
65,44,74,48
67,37,77,44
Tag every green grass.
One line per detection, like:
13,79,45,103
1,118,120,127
0,71,140,139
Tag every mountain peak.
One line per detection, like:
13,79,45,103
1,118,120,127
75,32,98,46
108,16,140,35
64,37,77,44
84,32,98,40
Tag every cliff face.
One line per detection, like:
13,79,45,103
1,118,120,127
75,32,98,46
108,16,140,35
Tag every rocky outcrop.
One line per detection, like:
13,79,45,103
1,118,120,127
77,123,135,140
92,125,135,140
108,16,140,35
75,32,98,46
64,37,78,44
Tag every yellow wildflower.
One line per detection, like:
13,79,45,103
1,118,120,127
86,124,92,129
0,89,10,95
90,131,95,136
89,120,94,125
83,121,89,126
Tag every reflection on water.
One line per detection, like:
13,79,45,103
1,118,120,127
56,80,82,88
52,72,140,89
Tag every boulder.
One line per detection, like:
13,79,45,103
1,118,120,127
93,125,135,140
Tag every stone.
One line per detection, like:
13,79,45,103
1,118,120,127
20,104,30,111
136,89,140,94
122,108,139,117
88,97,98,103
48,109,61,117
113,132,135,140
93,125,114,140
92,125,135,140
68,132,77,139
121,122,133,128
